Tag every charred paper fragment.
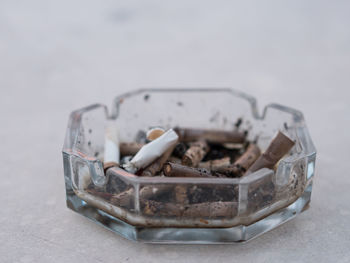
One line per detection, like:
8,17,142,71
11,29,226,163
120,142,144,156
198,157,231,171
182,140,209,167
103,121,120,170
123,129,179,173
246,131,295,174
221,144,261,177
163,162,225,178
174,127,246,144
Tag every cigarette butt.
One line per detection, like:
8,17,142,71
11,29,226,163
163,162,225,178
220,144,261,177
174,127,246,144
182,140,209,167
141,141,178,176
246,131,295,174
103,121,120,170
198,157,231,171
123,129,179,173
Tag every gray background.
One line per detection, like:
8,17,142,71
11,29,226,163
1,1,349,262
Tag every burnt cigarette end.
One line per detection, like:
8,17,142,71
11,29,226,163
220,143,261,177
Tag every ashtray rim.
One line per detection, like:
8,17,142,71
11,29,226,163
63,88,316,184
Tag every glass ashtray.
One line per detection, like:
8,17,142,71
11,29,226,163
62,88,316,244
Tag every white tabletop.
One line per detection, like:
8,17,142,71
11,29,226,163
1,1,350,262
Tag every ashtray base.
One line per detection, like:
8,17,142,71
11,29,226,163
66,184,312,244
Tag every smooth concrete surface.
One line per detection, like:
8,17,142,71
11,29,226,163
1,1,349,262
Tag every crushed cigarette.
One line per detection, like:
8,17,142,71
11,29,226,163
123,129,179,173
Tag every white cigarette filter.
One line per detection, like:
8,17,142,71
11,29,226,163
123,129,179,173
103,121,120,165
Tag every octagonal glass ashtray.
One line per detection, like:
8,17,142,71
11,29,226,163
62,88,316,244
